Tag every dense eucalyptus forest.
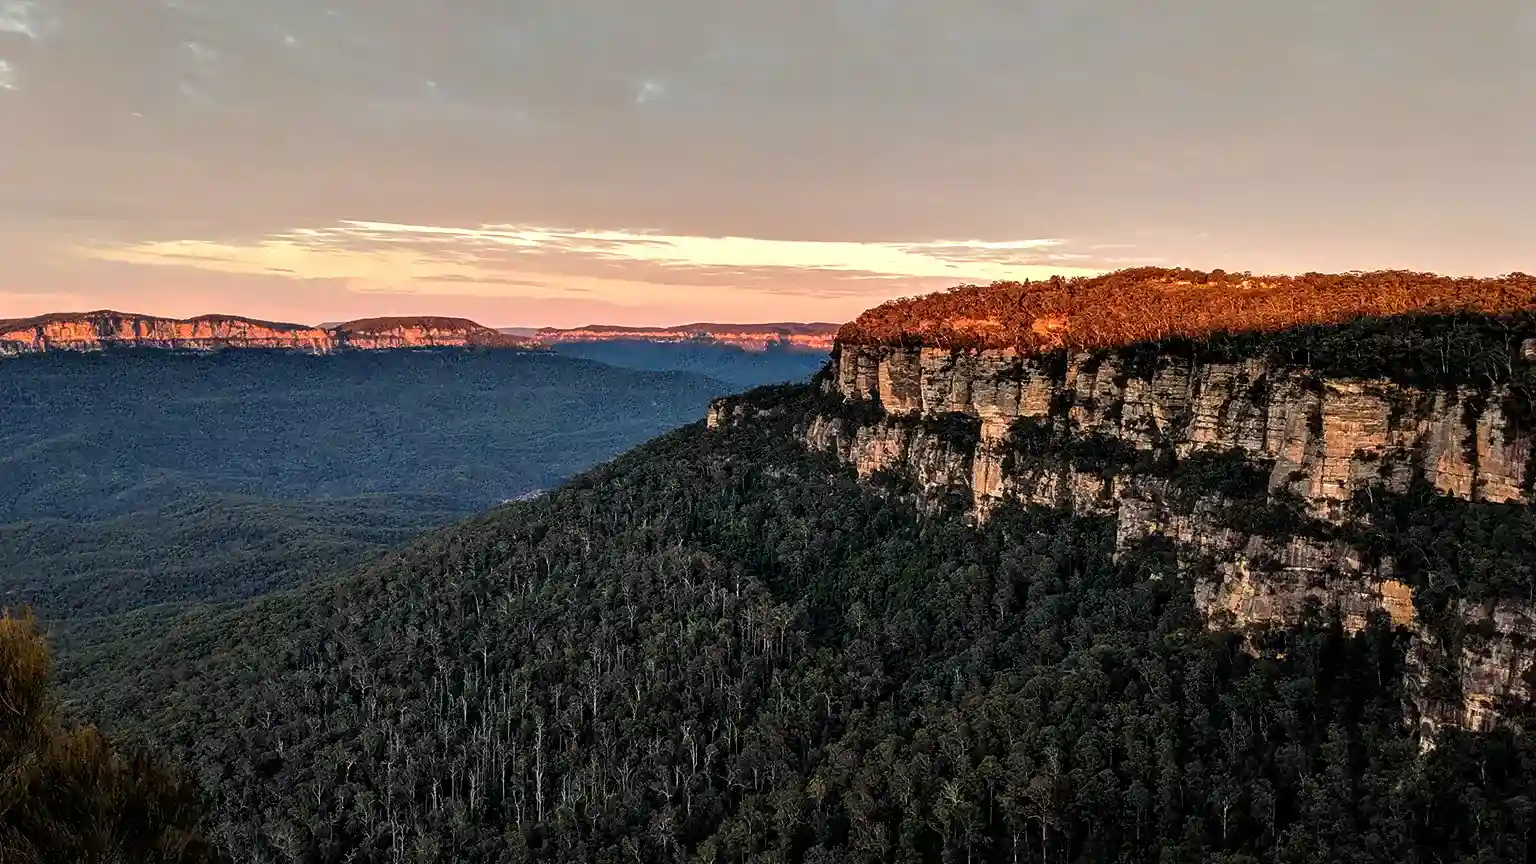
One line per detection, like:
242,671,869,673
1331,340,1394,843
49,371,1536,863
0,348,733,622
545,340,826,388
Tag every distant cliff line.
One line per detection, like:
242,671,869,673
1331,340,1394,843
526,322,840,352
0,311,545,357
0,311,843,358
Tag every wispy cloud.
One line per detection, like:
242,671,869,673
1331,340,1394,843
77,220,1112,303
0,0,43,39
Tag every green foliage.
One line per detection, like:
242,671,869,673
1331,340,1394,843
547,341,827,388
0,610,223,863
1220,486,1320,540
1147,313,1536,414
1348,480,1536,606
54,384,1536,863
918,412,982,453
1163,448,1269,506
1002,418,1153,479
0,349,733,620
1,494,460,621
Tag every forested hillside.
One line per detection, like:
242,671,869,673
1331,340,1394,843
0,349,731,621
546,340,826,388
60,379,1536,863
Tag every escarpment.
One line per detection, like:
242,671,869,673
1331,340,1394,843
532,322,839,352
329,316,530,350
0,312,538,357
0,311,838,357
0,312,336,355
710,268,1536,741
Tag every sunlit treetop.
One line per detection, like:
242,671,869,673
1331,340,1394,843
838,267,1536,351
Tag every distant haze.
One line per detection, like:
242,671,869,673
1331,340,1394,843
1,1,1531,326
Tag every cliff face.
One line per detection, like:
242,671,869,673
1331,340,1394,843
330,317,530,350
0,312,537,357
533,323,838,352
819,344,1531,514
710,332,1536,741
0,312,336,355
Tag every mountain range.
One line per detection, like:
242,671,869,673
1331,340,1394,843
0,311,842,357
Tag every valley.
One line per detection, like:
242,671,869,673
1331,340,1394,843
544,340,827,388
0,348,737,623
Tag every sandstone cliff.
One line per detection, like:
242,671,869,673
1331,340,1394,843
532,322,838,352
330,316,530,350
0,311,538,357
0,312,335,356
709,270,1536,743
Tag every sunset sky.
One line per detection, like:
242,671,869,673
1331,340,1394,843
1,0,1531,327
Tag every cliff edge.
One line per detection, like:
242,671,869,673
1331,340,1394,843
530,322,838,352
0,311,537,357
710,267,1536,742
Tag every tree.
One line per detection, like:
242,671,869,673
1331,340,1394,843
0,609,224,863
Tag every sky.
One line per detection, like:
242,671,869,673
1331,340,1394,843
1,1,1531,327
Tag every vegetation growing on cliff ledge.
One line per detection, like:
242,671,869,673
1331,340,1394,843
839,267,1536,354
1349,480,1536,606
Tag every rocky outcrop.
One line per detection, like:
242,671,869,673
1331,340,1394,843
1410,600,1536,739
534,323,838,352
712,336,1536,740
0,312,538,357
330,317,529,350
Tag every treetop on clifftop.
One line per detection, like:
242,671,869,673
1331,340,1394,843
838,267,1536,352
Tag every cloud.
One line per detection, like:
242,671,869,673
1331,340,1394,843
335,220,1106,281
74,219,1116,307
0,0,43,39
633,78,668,104
0,58,15,91
420,273,555,288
